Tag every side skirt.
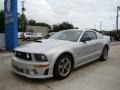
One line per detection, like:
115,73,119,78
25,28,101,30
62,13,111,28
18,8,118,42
74,56,100,69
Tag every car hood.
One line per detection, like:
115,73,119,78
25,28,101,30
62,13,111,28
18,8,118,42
15,39,74,53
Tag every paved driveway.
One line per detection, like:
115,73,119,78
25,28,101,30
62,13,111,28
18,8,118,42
0,45,120,90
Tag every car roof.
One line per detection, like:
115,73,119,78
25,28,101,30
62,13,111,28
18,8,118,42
64,29,97,32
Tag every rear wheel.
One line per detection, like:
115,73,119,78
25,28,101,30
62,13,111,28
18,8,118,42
100,46,108,61
53,55,72,80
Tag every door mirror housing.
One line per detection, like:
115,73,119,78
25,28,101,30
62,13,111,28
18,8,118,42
80,37,91,42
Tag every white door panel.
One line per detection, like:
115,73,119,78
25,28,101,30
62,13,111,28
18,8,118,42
78,40,97,64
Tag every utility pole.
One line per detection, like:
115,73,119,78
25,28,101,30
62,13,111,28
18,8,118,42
100,21,102,31
21,1,26,32
21,1,25,15
116,6,120,35
94,25,96,29
113,24,115,31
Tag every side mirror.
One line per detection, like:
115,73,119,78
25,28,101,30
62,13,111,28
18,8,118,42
81,37,91,42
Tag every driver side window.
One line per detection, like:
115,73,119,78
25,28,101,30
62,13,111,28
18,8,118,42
82,32,89,39
81,31,97,41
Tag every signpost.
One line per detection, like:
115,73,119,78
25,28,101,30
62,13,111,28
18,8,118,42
4,0,18,51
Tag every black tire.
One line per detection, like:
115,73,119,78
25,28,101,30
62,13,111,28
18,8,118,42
53,54,73,80
99,46,108,61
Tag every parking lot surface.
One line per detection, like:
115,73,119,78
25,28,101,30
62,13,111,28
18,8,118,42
0,44,120,90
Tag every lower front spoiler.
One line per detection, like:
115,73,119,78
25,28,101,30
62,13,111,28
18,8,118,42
12,66,53,79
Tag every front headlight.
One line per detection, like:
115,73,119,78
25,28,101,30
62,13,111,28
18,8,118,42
34,54,47,62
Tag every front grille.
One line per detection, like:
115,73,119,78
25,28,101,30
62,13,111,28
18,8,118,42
14,51,32,61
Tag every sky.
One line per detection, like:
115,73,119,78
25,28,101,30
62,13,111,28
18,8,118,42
0,0,120,30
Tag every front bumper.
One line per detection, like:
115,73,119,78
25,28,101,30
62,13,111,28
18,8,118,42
11,56,53,79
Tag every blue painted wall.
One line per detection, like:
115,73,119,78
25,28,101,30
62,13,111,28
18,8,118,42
4,0,18,51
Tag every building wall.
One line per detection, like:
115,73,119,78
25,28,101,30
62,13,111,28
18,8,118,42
26,25,50,36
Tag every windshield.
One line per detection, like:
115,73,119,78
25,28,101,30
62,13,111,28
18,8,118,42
49,30,82,42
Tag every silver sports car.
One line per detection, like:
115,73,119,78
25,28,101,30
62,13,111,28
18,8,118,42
11,29,110,79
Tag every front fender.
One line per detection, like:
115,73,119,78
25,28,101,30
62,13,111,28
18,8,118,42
45,47,75,66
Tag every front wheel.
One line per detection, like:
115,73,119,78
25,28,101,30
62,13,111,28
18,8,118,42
53,55,72,80
100,46,109,61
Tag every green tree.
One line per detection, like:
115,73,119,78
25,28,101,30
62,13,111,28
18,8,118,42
0,10,4,33
18,14,27,32
75,27,79,29
34,22,51,29
52,22,75,32
28,22,51,29
28,20,36,25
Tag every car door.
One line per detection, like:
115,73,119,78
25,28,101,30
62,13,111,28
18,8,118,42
28,33,35,39
77,31,99,64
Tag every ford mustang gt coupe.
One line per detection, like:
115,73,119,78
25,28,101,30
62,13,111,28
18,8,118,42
11,29,110,79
